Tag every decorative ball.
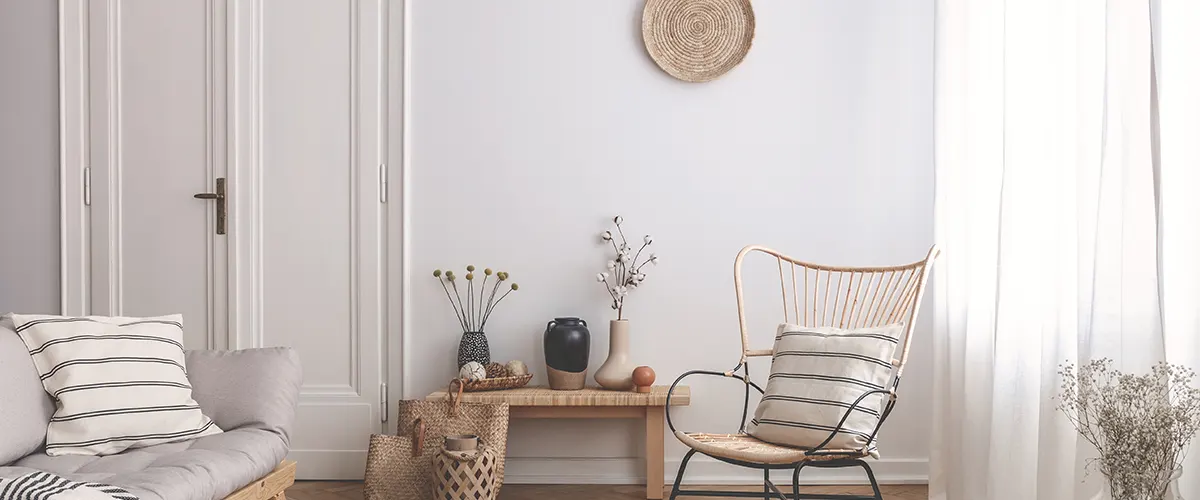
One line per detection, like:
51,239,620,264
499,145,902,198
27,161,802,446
459,361,486,381
632,366,656,388
506,360,528,376
485,362,509,379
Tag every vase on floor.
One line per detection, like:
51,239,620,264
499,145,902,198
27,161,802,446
544,317,590,390
594,319,635,390
458,331,490,368
1102,465,1182,500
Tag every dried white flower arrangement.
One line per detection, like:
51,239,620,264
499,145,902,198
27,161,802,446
596,215,657,320
1058,359,1200,500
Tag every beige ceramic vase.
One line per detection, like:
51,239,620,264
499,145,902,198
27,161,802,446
594,319,635,390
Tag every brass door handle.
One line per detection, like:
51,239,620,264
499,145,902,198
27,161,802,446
193,178,226,235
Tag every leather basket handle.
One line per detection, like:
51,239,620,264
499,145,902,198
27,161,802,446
410,417,426,457
447,379,465,416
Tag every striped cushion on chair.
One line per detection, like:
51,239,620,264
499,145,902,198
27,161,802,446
10,314,221,456
746,323,901,451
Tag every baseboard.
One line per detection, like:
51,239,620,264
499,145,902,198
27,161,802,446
287,450,367,481
502,457,928,485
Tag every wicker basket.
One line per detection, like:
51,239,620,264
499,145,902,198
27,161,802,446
461,374,532,392
364,381,510,500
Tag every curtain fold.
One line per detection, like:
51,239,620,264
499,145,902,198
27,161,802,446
930,0,1199,498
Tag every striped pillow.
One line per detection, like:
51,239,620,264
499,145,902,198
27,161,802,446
746,323,902,452
10,314,221,456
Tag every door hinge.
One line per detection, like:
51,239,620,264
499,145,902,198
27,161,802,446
378,163,388,203
380,382,389,422
83,166,91,206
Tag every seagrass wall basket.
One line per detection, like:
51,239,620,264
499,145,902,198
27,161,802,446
642,0,756,83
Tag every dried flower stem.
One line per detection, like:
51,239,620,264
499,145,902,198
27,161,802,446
449,280,470,331
466,279,474,330
487,289,515,319
438,279,468,332
481,280,505,329
631,242,648,273
470,273,484,326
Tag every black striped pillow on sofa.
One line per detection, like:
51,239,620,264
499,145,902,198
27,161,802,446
746,323,902,452
10,314,221,456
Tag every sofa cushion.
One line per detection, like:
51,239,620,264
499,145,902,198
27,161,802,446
0,315,56,466
0,427,287,500
10,314,223,456
185,348,302,442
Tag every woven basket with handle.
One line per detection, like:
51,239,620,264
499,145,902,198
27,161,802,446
364,380,510,500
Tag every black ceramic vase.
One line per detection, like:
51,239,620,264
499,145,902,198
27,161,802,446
457,331,490,368
543,317,590,390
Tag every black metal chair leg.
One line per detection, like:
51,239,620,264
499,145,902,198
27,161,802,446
670,449,697,500
792,465,803,500
763,468,770,500
857,460,883,500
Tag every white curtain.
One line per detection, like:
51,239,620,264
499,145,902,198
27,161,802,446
931,0,1200,498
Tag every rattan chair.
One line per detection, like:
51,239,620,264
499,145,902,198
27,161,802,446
665,245,938,500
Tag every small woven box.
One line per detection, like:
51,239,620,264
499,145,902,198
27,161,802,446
432,445,499,500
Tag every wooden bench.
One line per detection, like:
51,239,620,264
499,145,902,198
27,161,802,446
426,385,690,499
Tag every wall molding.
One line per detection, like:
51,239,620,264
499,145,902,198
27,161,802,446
379,0,408,434
58,0,90,317
228,0,263,351
501,457,928,485
395,0,412,402
100,0,124,316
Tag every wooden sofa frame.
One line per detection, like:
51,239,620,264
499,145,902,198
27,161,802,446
222,461,296,500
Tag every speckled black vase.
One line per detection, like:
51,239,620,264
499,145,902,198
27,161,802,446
457,331,490,368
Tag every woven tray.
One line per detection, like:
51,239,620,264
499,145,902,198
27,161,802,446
461,374,533,392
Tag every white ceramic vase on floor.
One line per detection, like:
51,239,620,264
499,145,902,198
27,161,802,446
594,319,635,390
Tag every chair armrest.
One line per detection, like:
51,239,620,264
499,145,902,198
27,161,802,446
806,388,897,455
666,362,765,434
185,347,302,443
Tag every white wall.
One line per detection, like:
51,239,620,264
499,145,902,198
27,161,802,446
407,0,935,484
0,0,60,315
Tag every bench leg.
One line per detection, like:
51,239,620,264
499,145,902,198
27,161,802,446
646,406,665,499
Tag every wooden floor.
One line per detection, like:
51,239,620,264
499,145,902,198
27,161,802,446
286,481,927,499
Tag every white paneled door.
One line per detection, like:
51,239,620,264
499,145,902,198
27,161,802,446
60,0,393,480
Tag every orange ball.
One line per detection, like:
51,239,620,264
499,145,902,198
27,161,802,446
632,366,656,387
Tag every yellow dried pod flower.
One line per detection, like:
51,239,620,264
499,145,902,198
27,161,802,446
466,273,474,280
510,283,519,291
433,269,442,277
467,265,476,272
484,268,493,276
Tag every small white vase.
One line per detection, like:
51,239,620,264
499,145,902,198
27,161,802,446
594,319,636,390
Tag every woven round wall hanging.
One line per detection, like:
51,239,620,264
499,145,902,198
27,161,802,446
642,0,755,83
